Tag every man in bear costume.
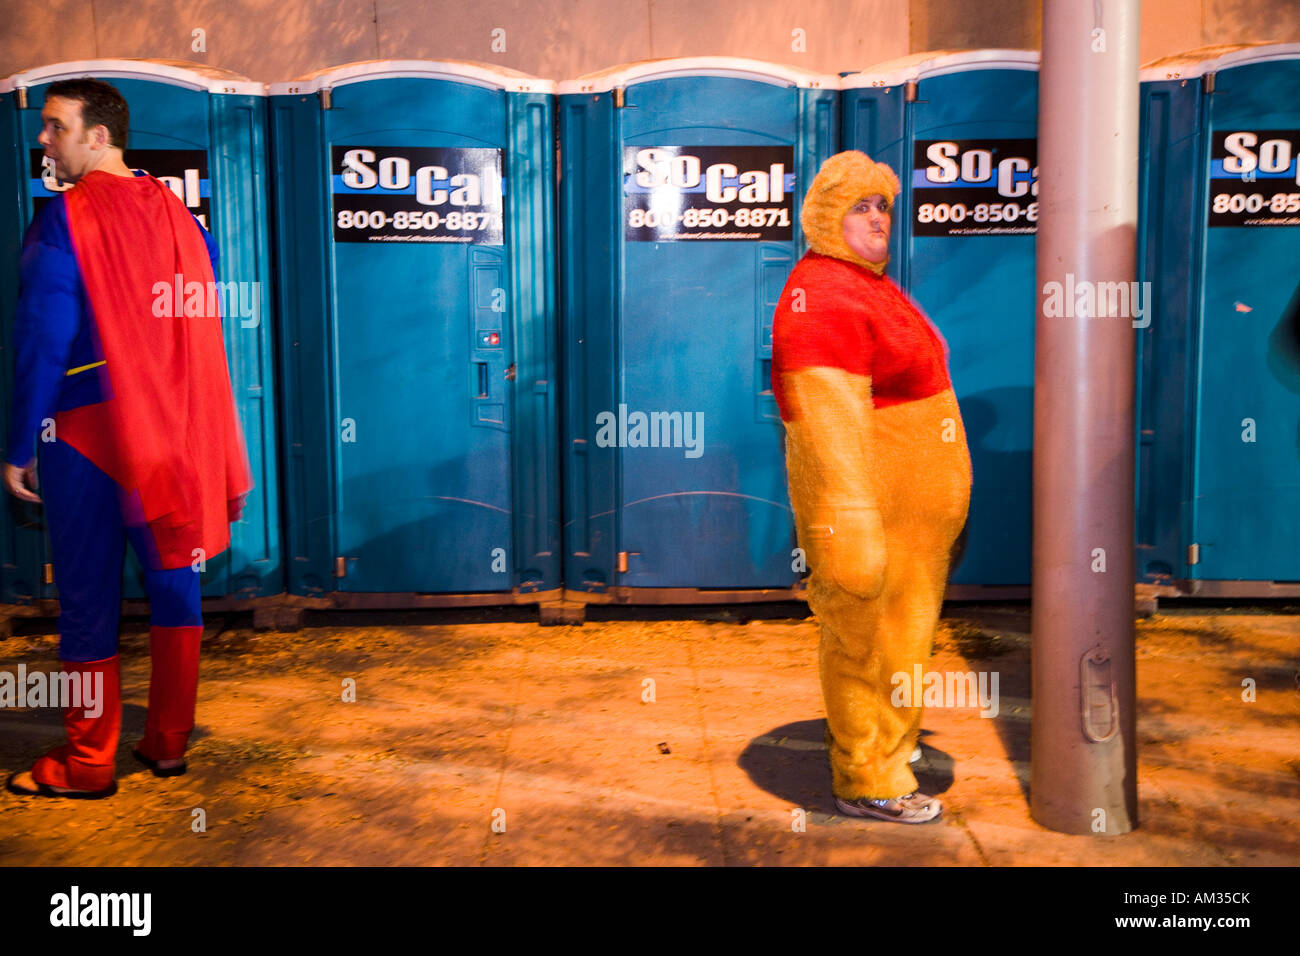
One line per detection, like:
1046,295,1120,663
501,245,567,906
772,151,971,823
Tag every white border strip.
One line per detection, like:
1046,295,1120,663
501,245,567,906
558,57,837,94
1139,42,1300,82
1,58,264,95
842,49,1039,90
270,59,555,95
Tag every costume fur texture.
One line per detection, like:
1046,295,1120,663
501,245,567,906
774,151,972,799
799,151,901,275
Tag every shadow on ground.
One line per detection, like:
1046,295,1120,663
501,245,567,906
739,719,956,813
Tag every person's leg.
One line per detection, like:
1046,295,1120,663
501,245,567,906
23,438,125,794
814,520,956,822
129,521,203,770
812,568,925,802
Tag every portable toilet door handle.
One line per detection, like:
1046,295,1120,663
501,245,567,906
471,355,507,428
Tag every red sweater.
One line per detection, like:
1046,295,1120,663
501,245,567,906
772,251,952,418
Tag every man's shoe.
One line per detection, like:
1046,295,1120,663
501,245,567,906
5,770,118,800
132,749,186,778
834,790,943,824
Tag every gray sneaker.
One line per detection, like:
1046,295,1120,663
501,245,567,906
834,790,943,824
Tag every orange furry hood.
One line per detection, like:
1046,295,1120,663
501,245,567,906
799,151,901,276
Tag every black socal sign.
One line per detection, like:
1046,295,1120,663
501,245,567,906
331,146,505,244
623,146,795,242
1208,129,1300,228
911,138,1038,237
31,149,211,226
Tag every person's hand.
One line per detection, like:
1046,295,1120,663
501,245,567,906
4,461,41,503
807,504,888,599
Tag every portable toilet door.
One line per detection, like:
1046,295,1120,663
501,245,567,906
1138,43,1300,593
559,58,839,602
842,50,1039,592
0,60,281,603
1136,45,1238,587
0,78,36,606
269,61,560,602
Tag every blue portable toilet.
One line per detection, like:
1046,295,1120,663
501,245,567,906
1138,43,1300,594
558,58,838,607
0,60,281,604
0,81,27,610
841,50,1039,592
268,61,560,605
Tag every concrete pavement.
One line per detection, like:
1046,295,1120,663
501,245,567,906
0,604,1296,866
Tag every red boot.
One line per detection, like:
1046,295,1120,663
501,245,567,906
134,625,202,774
24,656,121,797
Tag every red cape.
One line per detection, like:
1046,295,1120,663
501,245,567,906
59,170,252,569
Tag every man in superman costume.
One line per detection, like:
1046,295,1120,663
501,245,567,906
773,151,971,823
4,78,251,798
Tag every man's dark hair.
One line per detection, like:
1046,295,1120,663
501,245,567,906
45,78,129,150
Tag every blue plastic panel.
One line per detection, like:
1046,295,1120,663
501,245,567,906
1136,76,1202,583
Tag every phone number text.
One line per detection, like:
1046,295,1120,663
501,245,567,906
335,209,498,231
628,207,791,229
1211,191,1300,214
917,202,1039,224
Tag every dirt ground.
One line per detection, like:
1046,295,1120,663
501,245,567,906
0,603,1296,866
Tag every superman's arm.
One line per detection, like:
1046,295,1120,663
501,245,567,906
5,199,81,470
194,215,220,279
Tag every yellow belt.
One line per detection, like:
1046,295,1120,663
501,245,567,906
65,360,106,376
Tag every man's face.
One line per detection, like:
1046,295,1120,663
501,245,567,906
841,194,891,265
38,96,100,184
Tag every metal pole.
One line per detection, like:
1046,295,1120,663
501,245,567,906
1031,0,1140,835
